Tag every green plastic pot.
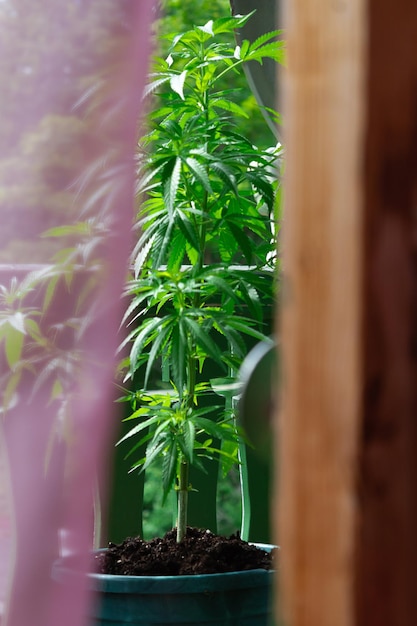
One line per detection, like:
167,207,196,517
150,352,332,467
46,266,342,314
54,544,275,626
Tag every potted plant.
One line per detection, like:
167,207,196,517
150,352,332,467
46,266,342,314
55,12,283,626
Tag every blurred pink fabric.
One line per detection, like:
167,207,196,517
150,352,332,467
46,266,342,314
0,1,155,625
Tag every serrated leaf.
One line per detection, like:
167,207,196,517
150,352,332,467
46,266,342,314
205,274,238,302
51,378,63,401
143,437,169,471
161,119,183,139
144,321,173,388
247,173,275,211
42,222,91,238
213,173,238,203
227,222,253,264
143,75,171,99
217,225,238,263
43,274,60,311
167,229,187,272
3,371,21,410
5,327,24,369
212,98,249,119
212,13,254,35
165,157,181,215
236,281,263,323
176,213,200,252
153,218,174,268
119,302,146,336
20,265,55,291
129,317,163,373
25,318,43,342
212,319,246,360
248,30,282,52
8,312,26,334
239,39,250,59
170,70,187,99
184,157,212,193
134,236,155,278
162,441,178,501
193,416,238,443
246,42,283,64
225,318,268,342
196,19,213,35
183,316,223,363
183,420,195,462
117,415,162,445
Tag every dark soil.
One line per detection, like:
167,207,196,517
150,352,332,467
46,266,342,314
95,527,277,576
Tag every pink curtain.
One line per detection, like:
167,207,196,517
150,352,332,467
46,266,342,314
0,1,155,624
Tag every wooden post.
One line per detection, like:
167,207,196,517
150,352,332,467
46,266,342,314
277,0,365,624
357,2,417,624
277,1,417,625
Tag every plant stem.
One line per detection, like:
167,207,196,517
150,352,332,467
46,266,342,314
177,460,189,543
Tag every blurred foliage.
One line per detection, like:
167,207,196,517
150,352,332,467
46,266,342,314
0,0,275,262
157,0,231,36
0,0,132,262
0,0,139,420
0,0,279,539
0,0,131,153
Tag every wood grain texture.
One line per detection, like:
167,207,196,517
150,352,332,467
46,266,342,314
357,2,417,624
276,1,365,624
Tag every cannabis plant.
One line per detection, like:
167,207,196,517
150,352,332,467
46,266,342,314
118,13,283,543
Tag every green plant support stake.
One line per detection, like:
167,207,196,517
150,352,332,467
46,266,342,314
238,340,277,544
177,461,189,543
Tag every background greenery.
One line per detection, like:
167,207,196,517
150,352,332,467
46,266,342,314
142,460,242,539
0,0,274,264
0,0,275,539
0,0,133,262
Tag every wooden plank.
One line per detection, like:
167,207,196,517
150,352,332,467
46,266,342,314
276,1,365,624
356,2,417,624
